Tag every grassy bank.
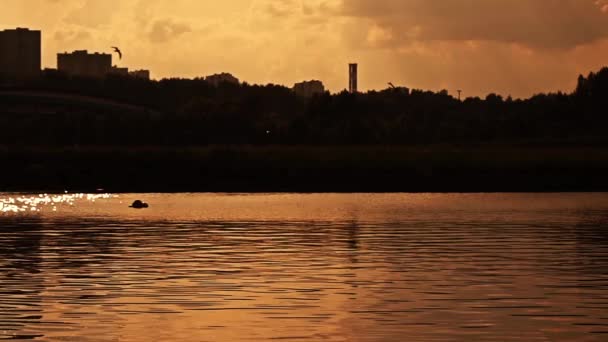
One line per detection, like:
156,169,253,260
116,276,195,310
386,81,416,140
2,145,608,193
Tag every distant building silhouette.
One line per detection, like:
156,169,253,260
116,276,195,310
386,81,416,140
129,69,150,80
0,28,41,79
57,50,112,78
205,73,239,86
293,80,325,98
109,65,129,76
349,63,358,93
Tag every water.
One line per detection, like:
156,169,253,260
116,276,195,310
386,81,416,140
1,193,607,341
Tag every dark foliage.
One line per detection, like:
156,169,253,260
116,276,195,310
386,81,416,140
3,146,608,192
0,67,607,146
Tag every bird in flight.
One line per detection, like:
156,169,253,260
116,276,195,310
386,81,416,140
111,46,122,60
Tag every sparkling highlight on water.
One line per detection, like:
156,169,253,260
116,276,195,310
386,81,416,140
0,193,114,213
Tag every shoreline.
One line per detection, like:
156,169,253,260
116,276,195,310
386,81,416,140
2,145,608,193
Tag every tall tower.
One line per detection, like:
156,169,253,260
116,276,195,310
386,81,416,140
349,63,358,93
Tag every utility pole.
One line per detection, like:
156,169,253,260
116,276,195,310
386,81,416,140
457,89,462,101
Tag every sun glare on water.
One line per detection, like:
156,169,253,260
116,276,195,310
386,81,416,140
0,193,114,213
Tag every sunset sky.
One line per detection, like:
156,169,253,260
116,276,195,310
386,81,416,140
2,0,607,98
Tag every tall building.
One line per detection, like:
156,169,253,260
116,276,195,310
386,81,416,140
57,50,112,78
293,80,325,98
0,28,41,79
349,63,358,93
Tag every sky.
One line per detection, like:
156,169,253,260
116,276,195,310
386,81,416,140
1,0,607,98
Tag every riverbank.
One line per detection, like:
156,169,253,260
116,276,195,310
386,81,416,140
2,145,608,193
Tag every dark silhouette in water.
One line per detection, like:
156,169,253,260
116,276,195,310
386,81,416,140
129,200,149,209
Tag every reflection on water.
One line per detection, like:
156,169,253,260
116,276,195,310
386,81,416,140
1,193,608,341
0,193,113,213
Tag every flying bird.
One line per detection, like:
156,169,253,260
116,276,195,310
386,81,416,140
111,46,122,60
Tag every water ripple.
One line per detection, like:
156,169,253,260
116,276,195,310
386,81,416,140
1,193,608,341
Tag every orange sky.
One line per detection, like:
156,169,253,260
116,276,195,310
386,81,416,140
2,0,607,98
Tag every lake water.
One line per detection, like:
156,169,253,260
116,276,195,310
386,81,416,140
1,193,607,341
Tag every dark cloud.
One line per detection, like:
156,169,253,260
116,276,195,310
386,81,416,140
340,0,608,49
148,19,192,43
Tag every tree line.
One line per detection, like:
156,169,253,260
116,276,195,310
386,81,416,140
0,67,607,146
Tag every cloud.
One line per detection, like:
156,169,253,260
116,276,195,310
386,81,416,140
53,29,92,43
148,19,192,43
65,0,121,28
596,0,608,12
4,0,608,98
265,1,296,18
340,0,608,50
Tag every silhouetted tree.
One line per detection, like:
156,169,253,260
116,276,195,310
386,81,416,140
0,66,607,146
